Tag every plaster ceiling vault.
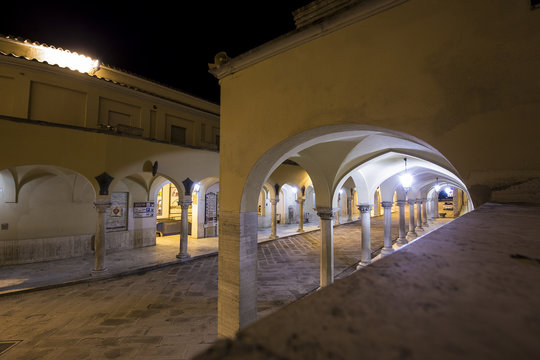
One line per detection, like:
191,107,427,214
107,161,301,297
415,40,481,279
247,125,470,212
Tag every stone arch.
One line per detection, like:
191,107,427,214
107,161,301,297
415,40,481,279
225,124,468,336
0,164,96,265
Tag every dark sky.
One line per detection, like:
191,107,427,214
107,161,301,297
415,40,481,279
0,1,312,104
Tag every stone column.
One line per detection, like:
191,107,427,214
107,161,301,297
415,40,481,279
415,200,424,232
381,201,394,256
453,188,460,217
347,197,353,222
335,199,341,225
296,197,305,233
92,198,111,276
396,200,408,245
176,198,192,259
269,197,279,239
407,200,417,239
357,204,372,268
317,207,334,287
426,198,433,222
422,198,429,227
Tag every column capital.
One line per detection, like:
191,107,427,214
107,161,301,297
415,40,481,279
316,207,334,220
408,199,416,206
381,201,393,208
357,204,372,213
396,200,407,207
180,198,192,209
94,199,111,213
271,197,280,205
295,197,305,204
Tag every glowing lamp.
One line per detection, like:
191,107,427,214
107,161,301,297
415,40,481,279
292,187,298,194
193,183,200,192
23,40,100,74
434,177,441,192
400,173,413,190
400,157,413,191
444,187,453,197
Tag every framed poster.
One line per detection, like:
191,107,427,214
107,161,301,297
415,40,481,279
205,192,218,227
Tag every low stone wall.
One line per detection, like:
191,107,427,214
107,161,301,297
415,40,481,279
0,227,156,265
0,234,93,265
195,203,540,359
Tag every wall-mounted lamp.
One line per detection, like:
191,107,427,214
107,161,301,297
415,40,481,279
193,183,200,192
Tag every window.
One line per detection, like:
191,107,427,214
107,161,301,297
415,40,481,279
171,125,186,146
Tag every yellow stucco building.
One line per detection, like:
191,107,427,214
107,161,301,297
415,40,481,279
0,35,220,268
209,0,540,336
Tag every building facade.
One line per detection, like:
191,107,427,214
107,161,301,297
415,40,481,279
0,35,220,267
210,0,540,336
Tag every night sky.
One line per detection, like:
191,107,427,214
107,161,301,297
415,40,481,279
1,1,312,104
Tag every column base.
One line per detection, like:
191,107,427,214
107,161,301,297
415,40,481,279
356,261,370,270
396,237,408,245
415,226,424,232
176,253,191,260
297,229,305,233
268,235,278,240
91,268,109,277
407,231,417,239
381,247,394,256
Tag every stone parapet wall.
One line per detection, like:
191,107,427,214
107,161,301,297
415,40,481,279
196,203,540,359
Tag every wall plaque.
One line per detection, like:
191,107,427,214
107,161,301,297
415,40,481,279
106,192,128,232
134,201,155,218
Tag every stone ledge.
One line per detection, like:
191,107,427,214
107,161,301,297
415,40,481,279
195,203,540,359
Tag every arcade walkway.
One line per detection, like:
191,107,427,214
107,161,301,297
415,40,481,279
0,211,448,295
0,215,452,359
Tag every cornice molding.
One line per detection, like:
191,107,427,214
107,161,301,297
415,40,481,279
209,0,407,80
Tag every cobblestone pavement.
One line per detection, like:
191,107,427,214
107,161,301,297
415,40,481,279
0,216,452,360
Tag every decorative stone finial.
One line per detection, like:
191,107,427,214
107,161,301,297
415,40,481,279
208,52,230,70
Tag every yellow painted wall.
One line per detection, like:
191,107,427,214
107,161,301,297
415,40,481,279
218,0,540,211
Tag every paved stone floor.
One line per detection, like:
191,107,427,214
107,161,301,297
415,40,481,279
0,213,452,359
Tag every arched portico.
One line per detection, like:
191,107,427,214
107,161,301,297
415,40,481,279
218,124,472,337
